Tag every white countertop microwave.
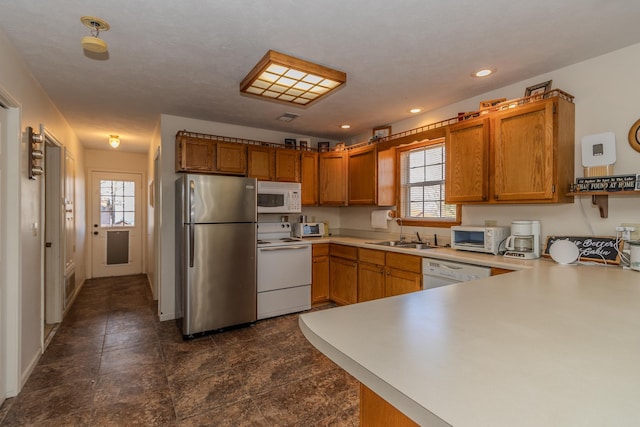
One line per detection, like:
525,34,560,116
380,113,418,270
257,181,302,214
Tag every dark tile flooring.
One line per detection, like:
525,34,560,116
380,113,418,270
0,275,359,426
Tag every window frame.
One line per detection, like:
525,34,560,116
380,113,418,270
396,139,461,228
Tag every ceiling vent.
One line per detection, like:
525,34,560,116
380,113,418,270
278,112,300,122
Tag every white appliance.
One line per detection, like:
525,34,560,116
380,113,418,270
422,258,491,289
450,226,510,255
504,220,541,260
175,174,257,337
257,222,311,319
257,181,302,213
293,222,325,238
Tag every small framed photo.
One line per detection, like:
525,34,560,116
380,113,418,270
525,80,552,97
318,141,330,152
372,126,392,139
479,98,506,111
284,138,297,149
335,142,345,151
298,138,310,150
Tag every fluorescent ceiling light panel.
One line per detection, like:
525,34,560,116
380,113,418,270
240,50,346,107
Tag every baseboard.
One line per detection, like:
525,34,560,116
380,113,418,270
20,350,41,391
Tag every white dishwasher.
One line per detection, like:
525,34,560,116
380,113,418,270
422,257,491,289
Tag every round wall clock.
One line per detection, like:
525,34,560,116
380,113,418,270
629,118,640,153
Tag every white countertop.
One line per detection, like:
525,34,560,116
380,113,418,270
299,261,640,426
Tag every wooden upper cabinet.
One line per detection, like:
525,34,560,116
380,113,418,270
445,117,490,203
176,135,214,173
493,97,574,203
319,151,348,206
348,145,377,205
301,151,319,206
347,145,396,206
216,142,247,175
377,147,396,206
247,145,274,181
274,148,300,182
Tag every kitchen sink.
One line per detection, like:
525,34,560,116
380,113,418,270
366,240,435,250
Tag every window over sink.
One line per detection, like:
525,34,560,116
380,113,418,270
398,139,460,227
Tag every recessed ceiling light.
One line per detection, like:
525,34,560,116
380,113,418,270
473,68,495,78
409,108,422,114
340,124,351,129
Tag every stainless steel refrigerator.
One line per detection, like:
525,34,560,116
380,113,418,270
175,174,257,337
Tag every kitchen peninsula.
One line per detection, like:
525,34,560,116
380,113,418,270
299,262,640,426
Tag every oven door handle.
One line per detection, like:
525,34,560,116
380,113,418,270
259,245,309,251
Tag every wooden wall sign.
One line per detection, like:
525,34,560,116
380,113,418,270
543,236,623,264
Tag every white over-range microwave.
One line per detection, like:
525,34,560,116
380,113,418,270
257,181,302,213
450,225,510,255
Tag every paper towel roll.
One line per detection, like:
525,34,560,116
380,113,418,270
371,210,393,229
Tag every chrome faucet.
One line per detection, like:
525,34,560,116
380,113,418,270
397,217,404,242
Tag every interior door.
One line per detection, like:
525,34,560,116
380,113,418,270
91,171,143,277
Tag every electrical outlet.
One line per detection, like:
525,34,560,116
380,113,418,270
622,223,640,240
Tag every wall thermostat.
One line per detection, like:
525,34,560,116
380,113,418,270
581,132,616,167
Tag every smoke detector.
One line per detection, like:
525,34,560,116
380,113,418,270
80,16,110,53
278,113,300,122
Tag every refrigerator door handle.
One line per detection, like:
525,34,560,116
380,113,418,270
259,245,309,251
189,179,196,226
189,225,195,267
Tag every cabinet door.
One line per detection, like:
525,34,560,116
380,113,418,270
275,148,300,182
301,151,318,206
385,268,421,297
348,145,377,205
319,152,348,206
312,255,330,304
176,136,214,173
445,118,490,202
247,145,274,181
493,100,555,201
358,262,385,302
330,256,358,305
377,147,396,206
216,142,247,175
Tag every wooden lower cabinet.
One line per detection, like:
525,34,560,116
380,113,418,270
358,261,385,302
491,267,514,276
356,248,422,302
329,244,358,305
311,244,330,304
360,384,419,427
386,268,422,297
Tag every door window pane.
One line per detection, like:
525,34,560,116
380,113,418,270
100,180,135,227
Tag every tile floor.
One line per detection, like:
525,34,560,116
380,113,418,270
0,275,359,426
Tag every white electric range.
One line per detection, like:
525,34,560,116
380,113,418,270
256,222,312,320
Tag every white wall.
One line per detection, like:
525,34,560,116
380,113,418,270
0,28,84,395
341,42,640,243
155,115,337,320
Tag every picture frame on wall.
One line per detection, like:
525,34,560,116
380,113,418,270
318,141,330,152
284,138,297,149
298,138,310,150
525,80,552,98
372,125,391,140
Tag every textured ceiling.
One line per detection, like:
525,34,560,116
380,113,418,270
1,0,640,152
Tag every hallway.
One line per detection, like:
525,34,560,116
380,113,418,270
0,275,359,426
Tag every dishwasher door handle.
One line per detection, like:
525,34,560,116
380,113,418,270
259,245,309,251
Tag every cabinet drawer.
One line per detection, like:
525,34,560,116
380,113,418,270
330,244,358,260
385,252,421,274
313,243,330,257
358,248,385,266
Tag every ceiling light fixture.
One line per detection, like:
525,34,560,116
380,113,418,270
340,124,351,129
473,68,495,77
409,108,422,114
240,50,346,107
80,16,110,53
109,134,120,148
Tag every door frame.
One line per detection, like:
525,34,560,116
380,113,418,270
42,127,64,331
0,87,22,399
87,169,146,279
